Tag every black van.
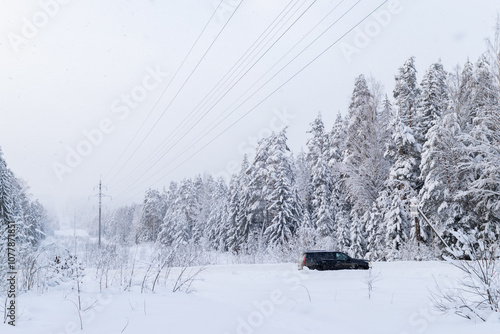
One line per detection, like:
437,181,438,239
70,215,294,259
299,251,370,270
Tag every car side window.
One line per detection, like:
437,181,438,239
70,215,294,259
336,253,348,261
325,252,336,260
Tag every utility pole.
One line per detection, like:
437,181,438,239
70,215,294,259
92,176,111,247
410,198,420,247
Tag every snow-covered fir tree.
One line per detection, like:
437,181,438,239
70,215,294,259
307,114,334,239
264,130,302,246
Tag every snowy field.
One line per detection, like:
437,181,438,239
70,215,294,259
2,261,499,334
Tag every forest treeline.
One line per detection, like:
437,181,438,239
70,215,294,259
100,42,500,260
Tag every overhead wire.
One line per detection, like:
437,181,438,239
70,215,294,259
112,0,389,206
106,0,245,185
112,0,314,190
103,0,225,182
112,0,353,200
110,0,305,188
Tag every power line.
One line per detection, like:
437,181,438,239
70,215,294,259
112,0,353,199
109,0,305,188
112,1,389,206
103,0,225,182
106,0,245,185
111,0,315,190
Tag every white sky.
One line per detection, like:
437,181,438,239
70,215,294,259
0,0,499,224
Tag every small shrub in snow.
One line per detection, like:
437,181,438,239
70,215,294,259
363,268,381,300
431,230,500,322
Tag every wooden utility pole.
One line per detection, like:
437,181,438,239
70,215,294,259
410,198,420,247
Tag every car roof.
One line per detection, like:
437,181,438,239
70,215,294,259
303,250,339,253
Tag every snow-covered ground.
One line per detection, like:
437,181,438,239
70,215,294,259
3,261,499,334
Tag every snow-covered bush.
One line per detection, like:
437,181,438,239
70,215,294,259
431,230,500,321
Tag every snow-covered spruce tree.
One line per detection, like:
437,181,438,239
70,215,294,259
307,114,335,241
173,178,202,246
205,177,229,251
349,212,365,258
245,135,274,251
381,118,418,259
294,150,312,222
227,156,256,253
417,61,451,244
157,181,178,246
108,204,140,245
157,178,203,247
226,174,245,253
264,130,302,247
190,175,213,244
0,149,15,293
393,57,422,147
364,201,386,261
378,58,422,259
416,61,449,140
138,188,166,243
329,113,351,251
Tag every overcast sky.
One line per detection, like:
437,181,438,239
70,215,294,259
1,0,499,225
